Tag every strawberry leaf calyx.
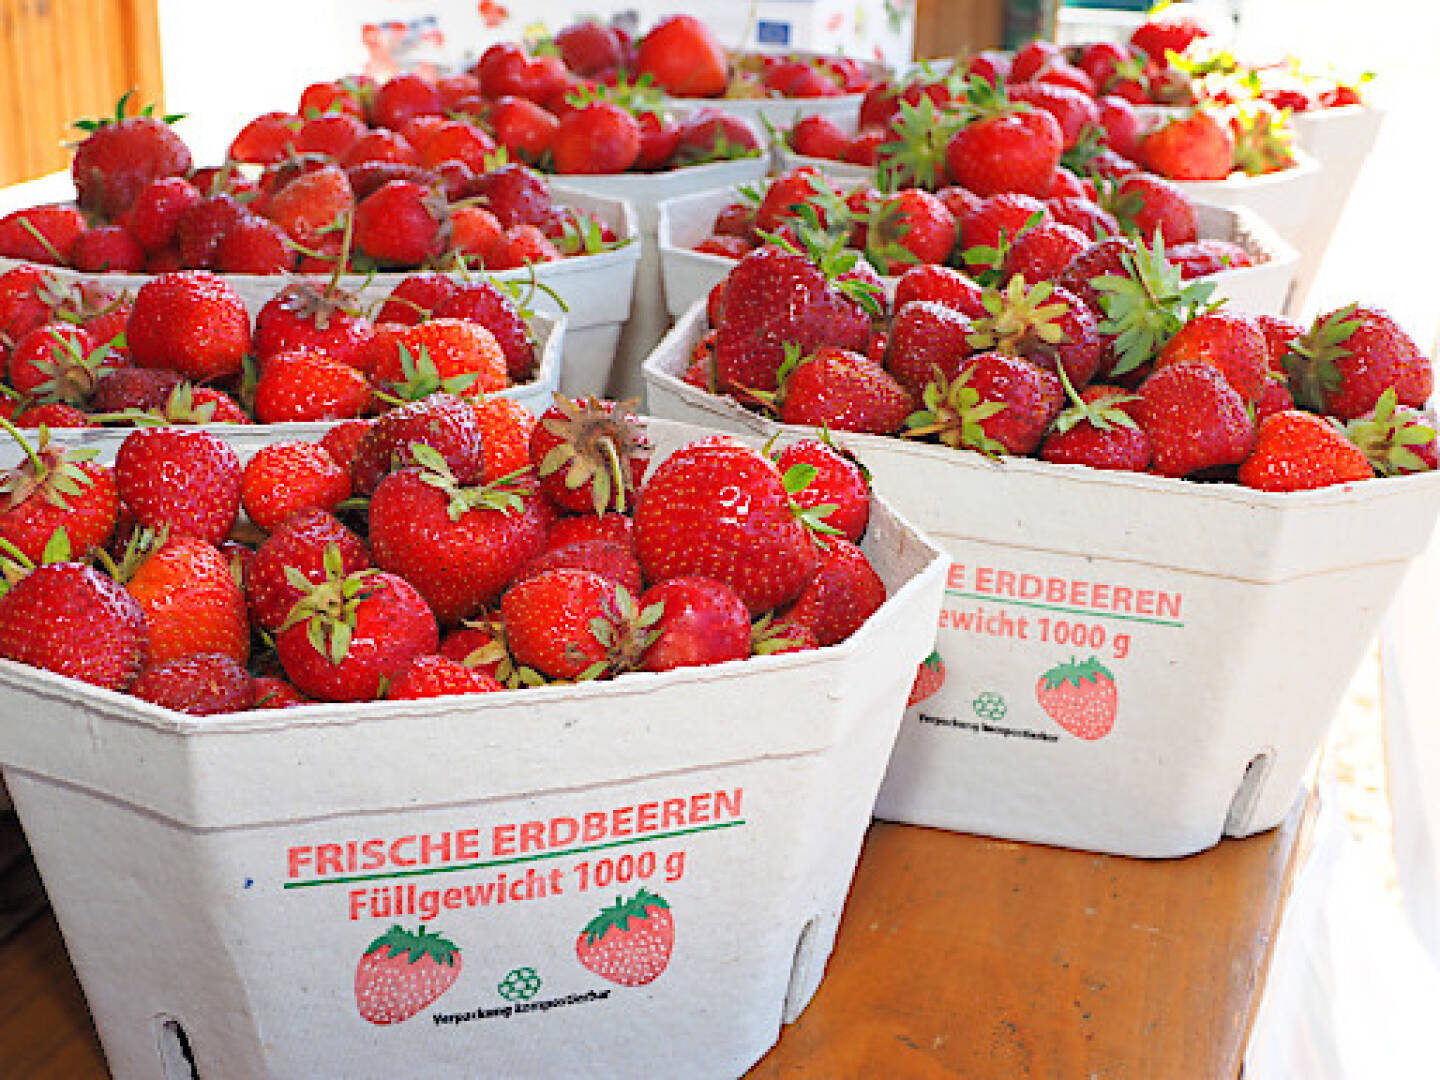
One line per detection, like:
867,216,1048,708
536,394,649,515
903,367,1009,458
1039,655,1114,690
1094,231,1216,376
1344,388,1438,477
1284,303,1359,412
967,275,1071,356
782,462,843,541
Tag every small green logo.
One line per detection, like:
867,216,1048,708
972,691,1007,722
498,967,542,1001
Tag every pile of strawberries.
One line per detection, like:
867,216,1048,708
0,92,628,276
694,164,1249,282
0,262,541,429
0,394,888,713
682,235,1436,492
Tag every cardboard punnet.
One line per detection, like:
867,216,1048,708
656,184,1299,321
0,416,948,1079
0,179,638,402
643,303,1440,858
545,156,770,406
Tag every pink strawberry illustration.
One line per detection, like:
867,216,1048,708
354,924,462,1025
907,650,946,706
1035,657,1118,740
575,889,674,987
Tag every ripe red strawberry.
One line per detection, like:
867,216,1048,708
464,396,533,484
174,193,247,269
130,652,256,715
8,322,117,404
254,282,376,370
342,129,420,170
1110,172,1198,245
296,112,367,159
0,205,88,265
772,346,915,435
372,73,443,132
276,566,438,702
488,96,560,162
907,650,946,706
958,193,1050,268
68,225,147,272
123,533,249,665
751,613,821,656
1036,657,1118,740
350,393,487,495
354,180,449,267
386,654,504,699
213,211,296,274
485,223,563,270
1008,82,1100,151
252,348,374,424
633,436,820,614
1040,384,1150,472
127,176,201,254
368,461,549,625
1166,239,1252,279
637,15,726,97
264,163,354,251
545,512,634,553
575,889,674,987
1137,359,1256,477
530,396,650,515
1130,12,1210,61
673,109,762,166
771,438,870,544
1237,409,1375,492
415,119,496,173
355,925,462,1025
552,101,641,174
71,94,193,220
1154,311,1270,403
919,351,1064,456
253,675,309,709
500,567,643,681
514,540,644,598
227,110,300,164
635,576,750,672
246,511,372,632
1000,220,1091,285
1284,304,1433,420
0,562,148,690
864,189,957,272
370,319,509,398
1096,93,1144,160
969,278,1103,390
0,425,119,564
790,115,850,160
473,164,554,230
892,264,987,318
0,264,58,349
1140,109,1235,180
435,282,537,383
1345,389,1439,477
128,271,251,382
945,80,1063,198
240,441,352,533
115,427,242,545
783,538,886,646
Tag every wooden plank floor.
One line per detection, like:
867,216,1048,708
0,802,1310,1079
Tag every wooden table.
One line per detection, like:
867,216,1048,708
0,800,1312,1079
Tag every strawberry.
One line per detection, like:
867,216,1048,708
355,925,462,1025
555,20,623,75
772,438,870,545
0,205,88,265
1109,173,1197,245
552,101,641,174
298,78,370,121
635,576,750,672
958,193,1050,270
500,567,646,681
0,562,148,690
486,224,562,270
945,78,1063,198
0,265,58,349
251,348,373,423
913,351,1064,456
115,428,242,545
530,395,650,515
1096,94,1144,160
1008,82,1100,151
121,533,250,665
769,345,915,435
214,211,296,274
71,93,192,220
473,164,553,229
8,323,118,405
750,613,821,656
254,281,376,370
968,277,1103,390
240,441,352,533
1237,409,1375,492
575,889,674,987
342,130,420,170
0,423,119,565
1137,359,1256,478
488,96,560,162
350,393,487,495
386,654,504,699
1035,657,1118,740
246,512,372,632
371,319,509,399
790,115,850,160
296,112,367,159
546,512,634,553
892,264,987,318
368,457,549,625
907,650,946,706
1011,39,1064,82
1130,12,1210,61
1283,304,1433,420
1041,383,1150,473
376,272,461,327
1154,311,1270,403
1140,109,1235,180
1000,220,1091,285
354,181,449,267
253,675,309,709
263,163,354,251
637,16,727,97
468,395,536,483
864,190,957,273
68,226,147,272
227,110,300,164
672,110,763,166
175,193,247,269
276,565,438,702
130,652,256,715
1345,389,1439,477
1166,239,1252,279
372,73,443,132
128,271,251,383
514,540,643,598
434,282,536,382
633,435,821,614
783,538,886,646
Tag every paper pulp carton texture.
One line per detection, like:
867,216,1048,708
544,156,770,406
643,304,1440,858
656,185,1299,320
0,179,638,402
0,418,947,1079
